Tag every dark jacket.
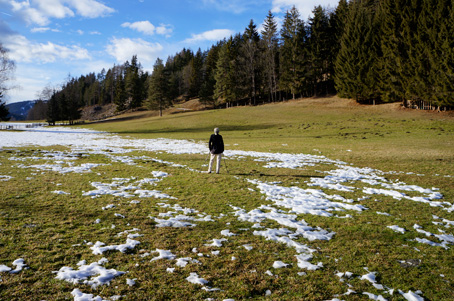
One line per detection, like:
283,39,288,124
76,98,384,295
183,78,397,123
209,134,224,154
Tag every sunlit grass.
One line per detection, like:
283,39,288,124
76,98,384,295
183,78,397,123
1,96,453,300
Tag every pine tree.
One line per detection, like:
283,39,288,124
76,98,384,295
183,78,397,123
328,0,349,96
65,78,82,124
214,35,242,107
280,6,305,99
46,92,60,125
239,19,261,105
418,0,454,108
378,0,407,103
334,0,381,103
199,42,222,108
189,48,205,98
124,55,142,108
104,67,115,104
308,5,332,95
114,69,126,111
261,11,280,102
146,58,171,116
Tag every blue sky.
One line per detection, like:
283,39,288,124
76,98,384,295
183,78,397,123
0,0,339,104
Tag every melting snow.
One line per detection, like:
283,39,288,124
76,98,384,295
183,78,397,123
2,126,449,300
55,259,125,289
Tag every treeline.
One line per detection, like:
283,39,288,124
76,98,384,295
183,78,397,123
32,0,454,123
336,0,454,109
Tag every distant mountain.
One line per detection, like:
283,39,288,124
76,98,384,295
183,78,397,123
6,100,35,121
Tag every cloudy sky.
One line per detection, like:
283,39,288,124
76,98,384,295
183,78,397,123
0,0,339,104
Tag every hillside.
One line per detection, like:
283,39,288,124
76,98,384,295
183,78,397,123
5,100,35,121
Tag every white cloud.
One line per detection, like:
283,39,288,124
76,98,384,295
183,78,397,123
155,24,173,37
10,1,51,26
122,21,173,37
106,37,163,66
30,27,53,33
4,34,90,63
122,21,155,35
68,0,115,18
184,29,235,43
8,0,114,26
271,0,339,19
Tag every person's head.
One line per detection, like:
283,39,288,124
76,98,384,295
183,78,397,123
214,127,219,134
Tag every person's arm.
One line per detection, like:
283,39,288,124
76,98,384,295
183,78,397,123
209,135,213,151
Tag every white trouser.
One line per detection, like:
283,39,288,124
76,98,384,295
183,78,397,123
208,153,222,173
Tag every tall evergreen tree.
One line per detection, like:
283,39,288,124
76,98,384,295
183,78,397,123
124,55,143,108
65,78,83,124
261,11,280,102
239,19,261,105
200,41,223,107
418,0,454,108
327,0,349,96
114,69,126,111
189,48,205,98
378,0,407,103
104,67,115,104
214,35,242,107
308,5,332,95
335,0,381,103
46,92,60,125
280,6,306,99
146,58,171,116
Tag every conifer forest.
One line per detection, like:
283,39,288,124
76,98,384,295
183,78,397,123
40,0,454,124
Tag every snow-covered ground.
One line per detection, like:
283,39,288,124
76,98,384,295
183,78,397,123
1,126,452,300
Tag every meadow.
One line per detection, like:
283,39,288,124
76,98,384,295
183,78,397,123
0,96,453,300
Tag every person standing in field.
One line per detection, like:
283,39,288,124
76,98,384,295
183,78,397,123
208,127,224,174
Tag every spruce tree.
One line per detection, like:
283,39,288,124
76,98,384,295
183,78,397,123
308,5,332,95
280,6,305,99
114,69,126,111
419,0,454,108
46,92,60,125
239,19,261,105
328,0,349,97
124,55,143,108
146,58,171,116
335,0,381,103
199,42,222,108
261,11,280,102
214,35,242,107
188,48,205,98
378,0,407,103
399,0,423,105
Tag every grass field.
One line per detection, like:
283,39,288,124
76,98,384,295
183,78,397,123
1,96,453,300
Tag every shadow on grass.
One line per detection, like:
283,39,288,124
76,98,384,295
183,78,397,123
230,173,324,179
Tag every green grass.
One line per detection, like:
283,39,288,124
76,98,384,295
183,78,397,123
1,96,454,300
